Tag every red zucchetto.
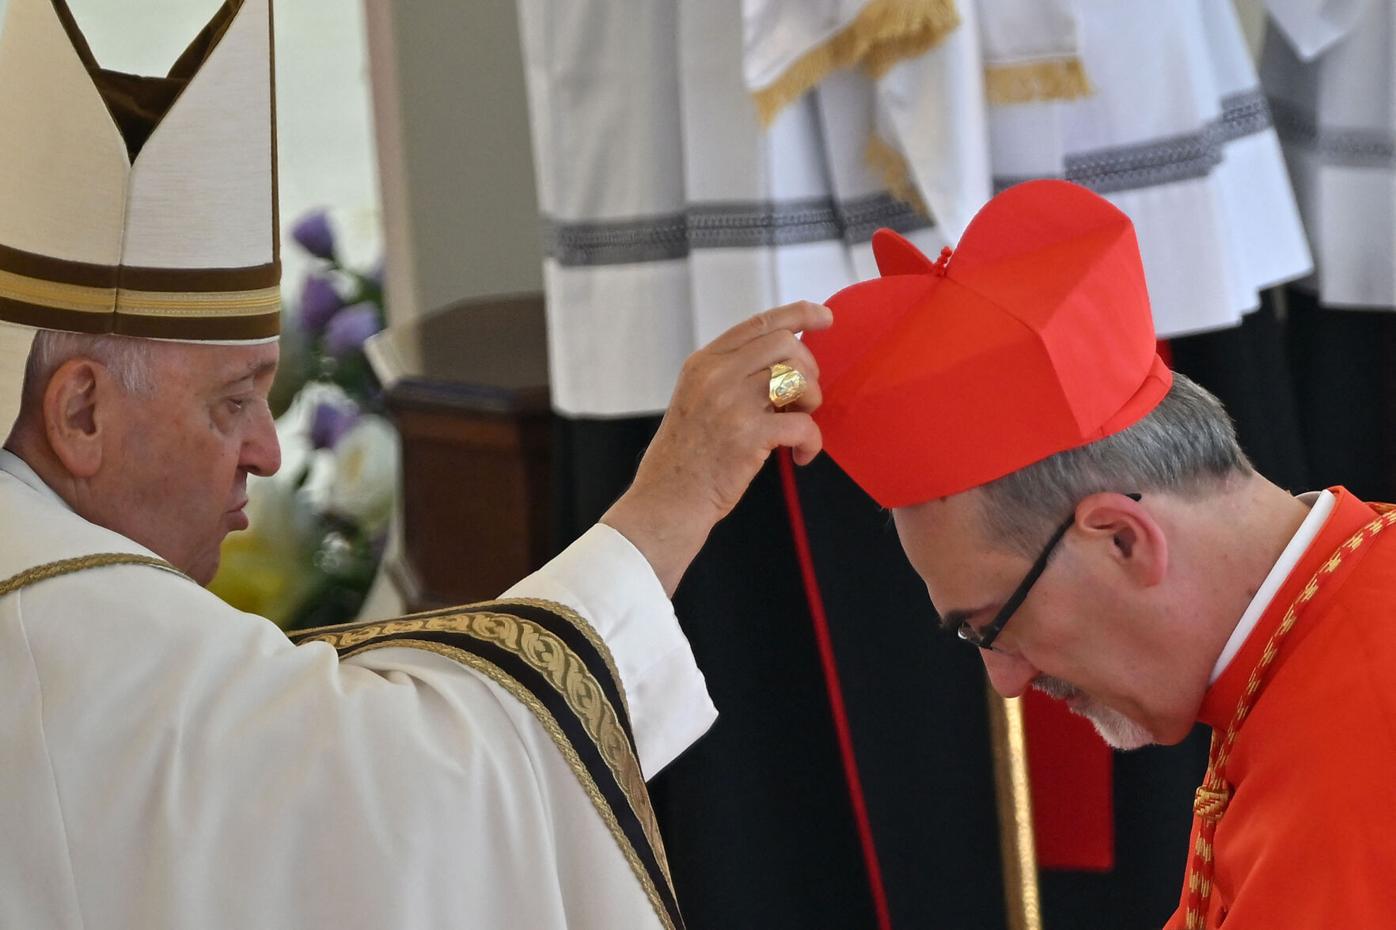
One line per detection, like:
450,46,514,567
803,179,1172,508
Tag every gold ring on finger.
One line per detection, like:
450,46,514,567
769,363,807,408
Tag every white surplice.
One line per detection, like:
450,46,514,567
1262,0,1396,308
518,0,986,417
986,0,1313,337
520,0,1314,416
0,449,715,930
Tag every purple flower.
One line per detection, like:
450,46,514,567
309,401,358,450
323,303,382,358
298,274,343,332
291,210,336,261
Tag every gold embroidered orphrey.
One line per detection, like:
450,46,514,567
0,552,185,598
1184,503,1396,929
294,600,682,930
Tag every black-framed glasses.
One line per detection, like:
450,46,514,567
955,493,1142,652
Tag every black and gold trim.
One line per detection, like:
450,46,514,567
290,600,683,930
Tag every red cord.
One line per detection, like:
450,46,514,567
777,449,894,930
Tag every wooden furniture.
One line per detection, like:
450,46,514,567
370,293,551,609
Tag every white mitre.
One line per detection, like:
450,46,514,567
0,0,279,343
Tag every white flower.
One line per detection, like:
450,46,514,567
274,382,355,484
326,414,400,533
242,383,335,552
244,470,317,547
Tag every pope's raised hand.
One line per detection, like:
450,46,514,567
601,301,833,596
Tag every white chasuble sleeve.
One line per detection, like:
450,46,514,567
6,533,697,929
502,523,718,779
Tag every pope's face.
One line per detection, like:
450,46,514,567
101,341,281,585
892,491,1162,750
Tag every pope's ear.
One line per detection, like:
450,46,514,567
1075,492,1168,587
42,358,110,479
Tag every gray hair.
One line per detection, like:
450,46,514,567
976,372,1253,556
21,331,157,407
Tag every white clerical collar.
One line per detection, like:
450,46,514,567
0,447,71,511
1210,489,1335,684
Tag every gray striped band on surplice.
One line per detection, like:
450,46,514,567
542,191,932,268
1216,88,1272,143
1269,96,1396,171
995,87,1275,195
544,89,1276,268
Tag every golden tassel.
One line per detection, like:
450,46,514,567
862,1,962,79
984,57,1092,106
863,133,928,215
752,0,961,126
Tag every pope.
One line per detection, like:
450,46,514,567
804,179,1396,928
0,2,827,929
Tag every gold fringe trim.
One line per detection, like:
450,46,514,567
862,11,957,80
864,133,928,215
984,57,1091,106
752,0,961,126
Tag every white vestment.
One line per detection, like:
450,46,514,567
0,449,715,930
986,0,1313,337
1262,0,1396,308
519,0,987,417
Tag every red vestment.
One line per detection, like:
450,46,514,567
1164,488,1396,928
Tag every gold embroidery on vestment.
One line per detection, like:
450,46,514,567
750,0,961,125
302,608,670,885
0,552,184,597
338,639,679,930
470,596,632,723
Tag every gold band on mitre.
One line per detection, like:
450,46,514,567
0,245,281,341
